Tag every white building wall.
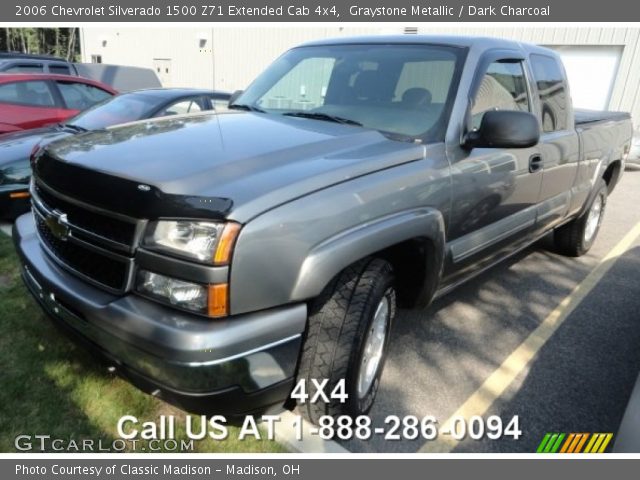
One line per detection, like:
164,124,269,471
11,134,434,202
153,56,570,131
80,26,388,91
80,26,640,128
80,27,217,89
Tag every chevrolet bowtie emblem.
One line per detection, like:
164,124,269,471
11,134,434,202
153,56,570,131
45,212,70,241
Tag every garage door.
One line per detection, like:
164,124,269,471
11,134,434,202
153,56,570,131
548,45,623,111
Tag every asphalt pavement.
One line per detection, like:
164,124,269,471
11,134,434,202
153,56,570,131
339,169,640,453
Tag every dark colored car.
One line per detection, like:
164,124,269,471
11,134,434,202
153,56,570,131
0,73,117,134
0,52,78,76
0,88,230,219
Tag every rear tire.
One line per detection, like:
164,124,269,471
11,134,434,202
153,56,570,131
554,178,607,257
295,258,396,424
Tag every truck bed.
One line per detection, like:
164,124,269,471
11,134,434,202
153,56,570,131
575,108,631,126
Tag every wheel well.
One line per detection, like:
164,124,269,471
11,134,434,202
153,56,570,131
602,160,622,193
377,237,438,309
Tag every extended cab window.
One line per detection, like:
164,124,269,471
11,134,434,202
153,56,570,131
471,60,530,129
236,44,465,140
0,80,55,107
530,54,569,132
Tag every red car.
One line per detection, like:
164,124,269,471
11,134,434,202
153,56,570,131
0,74,117,134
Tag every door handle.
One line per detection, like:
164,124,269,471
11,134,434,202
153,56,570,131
529,154,543,173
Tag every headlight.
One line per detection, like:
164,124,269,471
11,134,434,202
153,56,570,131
136,269,228,317
143,221,240,264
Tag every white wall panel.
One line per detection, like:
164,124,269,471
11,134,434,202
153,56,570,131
81,26,640,129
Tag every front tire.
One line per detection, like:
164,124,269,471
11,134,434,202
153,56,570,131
554,178,608,257
295,258,396,424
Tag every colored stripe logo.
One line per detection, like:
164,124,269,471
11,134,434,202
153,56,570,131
536,433,613,453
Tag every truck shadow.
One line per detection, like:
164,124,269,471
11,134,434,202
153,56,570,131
341,236,604,453
450,244,640,453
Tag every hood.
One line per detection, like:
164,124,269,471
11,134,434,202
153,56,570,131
0,126,72,168
39,111,424,221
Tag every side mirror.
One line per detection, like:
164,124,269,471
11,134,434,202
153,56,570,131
228,90,243,106
464,110,540,149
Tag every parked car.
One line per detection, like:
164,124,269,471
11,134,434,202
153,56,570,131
0,74,117,135
0,52,78,75
0,88,230,219
14,36,632,422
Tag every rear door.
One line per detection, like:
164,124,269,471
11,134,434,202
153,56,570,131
529,54,581,232
444,54,543,282
0,79,67,131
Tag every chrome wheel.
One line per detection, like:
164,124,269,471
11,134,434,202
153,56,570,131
357,295,389,399
584,194,603,243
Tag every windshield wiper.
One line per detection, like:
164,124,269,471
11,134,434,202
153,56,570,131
282,111,363,126
60,123,88,133
228,103,266,113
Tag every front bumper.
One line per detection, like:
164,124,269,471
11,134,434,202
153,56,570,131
13,213,307,416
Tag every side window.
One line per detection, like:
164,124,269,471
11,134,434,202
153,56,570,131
4,64,44,73
57,82,112,110
530,54,569,133
49,64,72,76
260,57,335,110
0,80,55,107
211,97,229,112
471,60,530,129
157,99,203,116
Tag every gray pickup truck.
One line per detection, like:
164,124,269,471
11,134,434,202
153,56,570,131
14,36,632,423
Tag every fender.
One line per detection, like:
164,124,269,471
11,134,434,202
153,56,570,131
290,207,446,304
576,149,616,219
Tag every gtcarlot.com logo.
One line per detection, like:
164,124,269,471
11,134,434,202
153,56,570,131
14,435,194,452
536,433,613,453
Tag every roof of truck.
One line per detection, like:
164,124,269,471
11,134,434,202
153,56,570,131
298,35,552,55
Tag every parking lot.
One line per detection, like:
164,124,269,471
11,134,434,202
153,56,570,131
2,170,639,454
333,168,640,453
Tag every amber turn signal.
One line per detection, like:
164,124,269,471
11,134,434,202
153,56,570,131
208,283,228,318
10,191,30,199
213,223,241,265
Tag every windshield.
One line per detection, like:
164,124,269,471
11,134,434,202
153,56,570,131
66,93,165,131
236,44,465,141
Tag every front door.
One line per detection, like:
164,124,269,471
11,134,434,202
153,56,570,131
443,57,543,284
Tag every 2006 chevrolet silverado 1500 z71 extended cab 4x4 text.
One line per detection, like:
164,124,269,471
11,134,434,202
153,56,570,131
14,36,633,423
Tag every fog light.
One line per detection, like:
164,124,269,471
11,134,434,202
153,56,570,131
137,270,208,314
